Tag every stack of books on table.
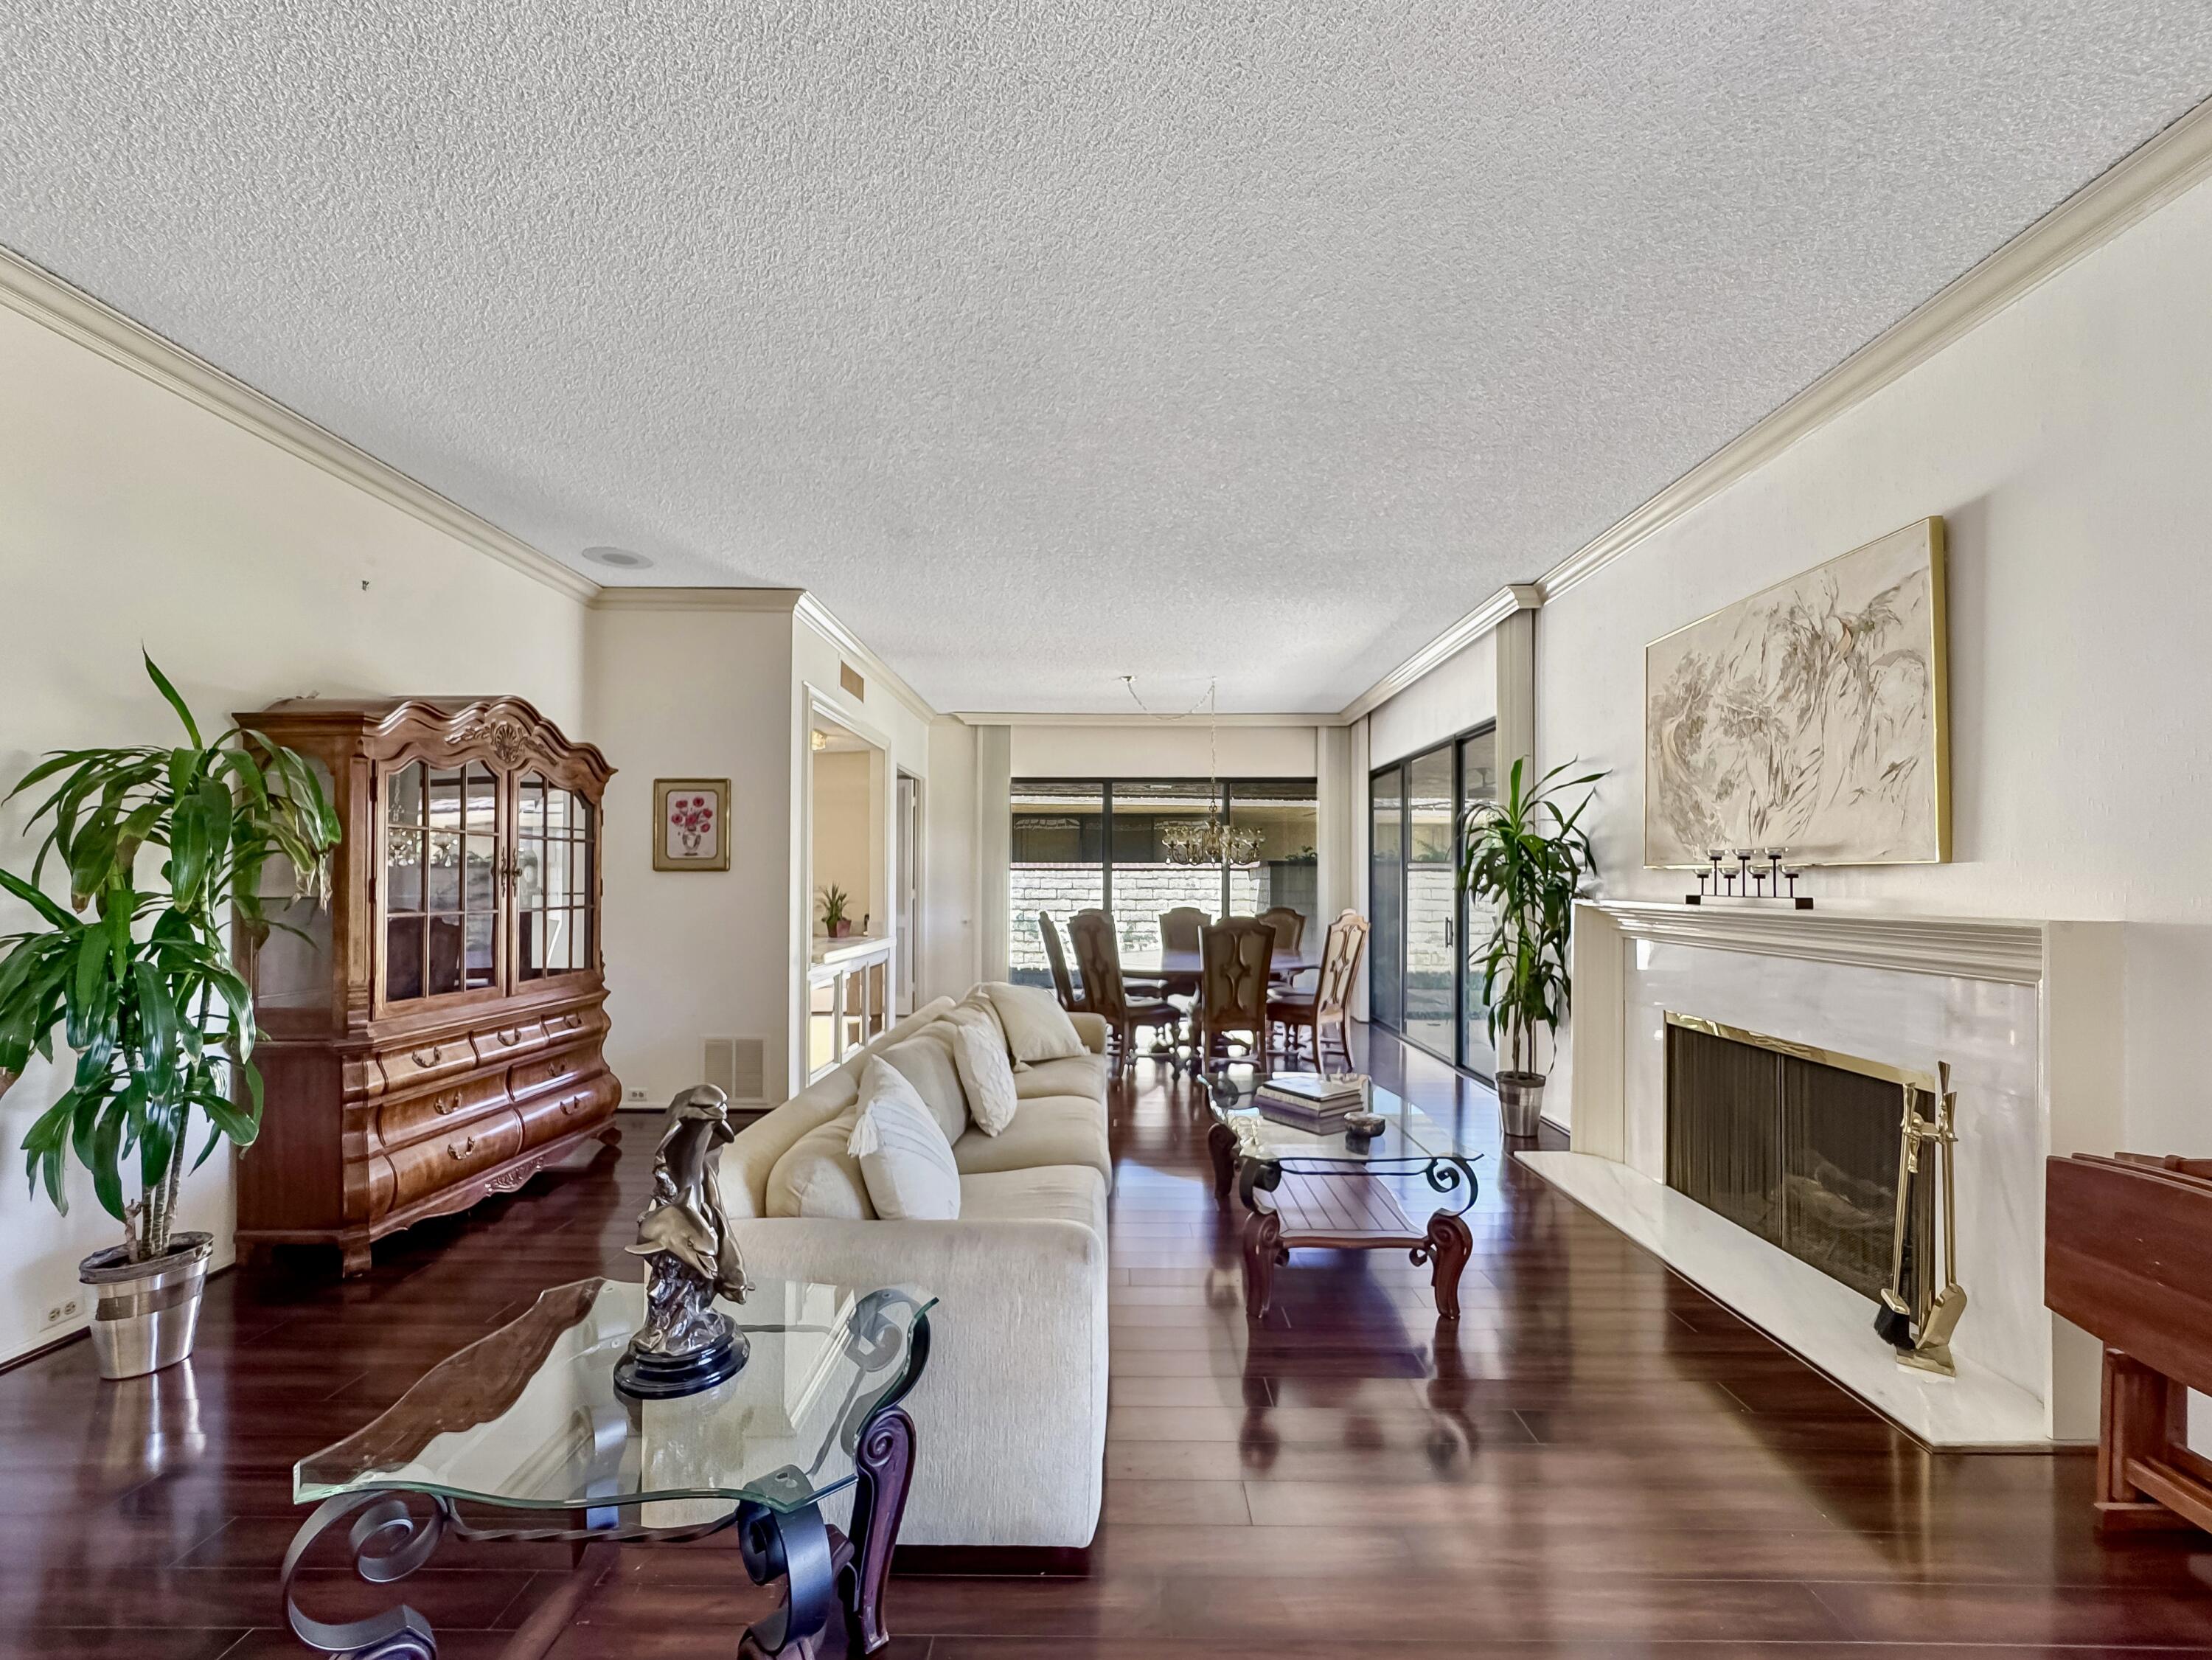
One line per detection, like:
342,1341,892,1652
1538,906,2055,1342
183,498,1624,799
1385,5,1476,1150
1253,1073,1368,1127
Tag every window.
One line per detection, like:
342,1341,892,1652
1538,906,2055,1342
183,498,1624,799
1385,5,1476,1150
1008,777,1320,987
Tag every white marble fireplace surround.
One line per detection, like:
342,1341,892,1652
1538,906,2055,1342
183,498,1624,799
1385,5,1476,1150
1520,901,2123,1449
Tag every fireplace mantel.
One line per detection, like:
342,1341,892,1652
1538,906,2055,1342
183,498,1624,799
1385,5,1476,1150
1523,899,2125,1448
1588,900,2049,984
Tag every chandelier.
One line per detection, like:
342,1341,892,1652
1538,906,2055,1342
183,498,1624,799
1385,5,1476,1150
1121,676,1265,867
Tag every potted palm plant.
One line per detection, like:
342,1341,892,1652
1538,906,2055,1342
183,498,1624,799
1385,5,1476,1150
0,656,337,1378
817,883,854,939
1460,757,1604,1138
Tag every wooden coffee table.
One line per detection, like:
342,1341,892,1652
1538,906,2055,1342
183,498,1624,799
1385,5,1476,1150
1207,1081,1480,1321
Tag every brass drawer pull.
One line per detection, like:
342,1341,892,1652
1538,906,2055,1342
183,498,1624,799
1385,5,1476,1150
563,1013,583,1030
433,1093,461,1116
411,1045,444,1068
497,1028,522,1047
560,1094,585,1116
447,1136,476,1161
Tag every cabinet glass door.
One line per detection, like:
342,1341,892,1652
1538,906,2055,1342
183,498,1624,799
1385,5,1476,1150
383,759,502,1004
517,772,594,982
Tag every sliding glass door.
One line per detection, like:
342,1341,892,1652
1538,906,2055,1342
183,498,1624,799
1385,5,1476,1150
1368,722,1498,1077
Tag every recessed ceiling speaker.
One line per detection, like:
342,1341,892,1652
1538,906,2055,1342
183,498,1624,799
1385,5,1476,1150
582,545,653,569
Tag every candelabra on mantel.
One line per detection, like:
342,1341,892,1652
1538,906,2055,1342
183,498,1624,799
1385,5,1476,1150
1686,847,1813,909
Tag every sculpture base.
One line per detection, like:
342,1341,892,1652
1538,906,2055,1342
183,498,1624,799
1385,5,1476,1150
614,1316,750,1399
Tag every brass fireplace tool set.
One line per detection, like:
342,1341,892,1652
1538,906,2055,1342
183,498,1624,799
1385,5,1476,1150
1874,1061,1967,1378
1685,847,1813,908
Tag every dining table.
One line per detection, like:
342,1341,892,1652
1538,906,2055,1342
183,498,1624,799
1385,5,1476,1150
1119,944,1318,995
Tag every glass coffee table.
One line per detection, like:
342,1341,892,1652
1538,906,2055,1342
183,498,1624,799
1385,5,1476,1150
1206,1079,1481,1321
285,1275,933,1660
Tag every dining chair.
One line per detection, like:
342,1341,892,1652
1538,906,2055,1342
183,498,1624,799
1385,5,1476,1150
1038,911,1082,1013
1255,906,1307,955
1157,907,1210,956
1070,909,1184,1078
1197,917,1277,1086
1269,909,1368,1073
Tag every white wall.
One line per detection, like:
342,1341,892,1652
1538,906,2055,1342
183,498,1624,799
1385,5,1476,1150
0,299,591,1364
1367,633,1497,765
1008,722,1318,778
1535,168,2212,1154
922,718,981,1000
586,605,794,1111
809,750,875,930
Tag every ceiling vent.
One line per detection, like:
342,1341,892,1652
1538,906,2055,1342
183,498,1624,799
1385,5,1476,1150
703,1036,769,1105
839,662,866,701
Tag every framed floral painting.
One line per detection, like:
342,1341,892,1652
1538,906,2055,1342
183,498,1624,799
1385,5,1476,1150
653,778,730,872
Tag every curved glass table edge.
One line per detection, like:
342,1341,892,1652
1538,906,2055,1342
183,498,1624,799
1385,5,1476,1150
291,1281,938,1518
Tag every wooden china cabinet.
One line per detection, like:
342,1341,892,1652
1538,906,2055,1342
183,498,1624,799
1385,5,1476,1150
234,695,620,1275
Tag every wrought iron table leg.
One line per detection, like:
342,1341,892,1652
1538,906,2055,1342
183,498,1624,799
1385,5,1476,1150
1206,1121,1239,1205
282,1490,447,1659
737,1496,840,1659
1242,1209,1284,1321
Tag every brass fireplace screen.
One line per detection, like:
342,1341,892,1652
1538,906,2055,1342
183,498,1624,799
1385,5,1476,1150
1663,1013,1935,1305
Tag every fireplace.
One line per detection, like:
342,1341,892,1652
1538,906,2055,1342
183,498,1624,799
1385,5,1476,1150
1663,1013,1931,1305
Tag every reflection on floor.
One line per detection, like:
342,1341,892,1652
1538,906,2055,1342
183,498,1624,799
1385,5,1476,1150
6,1025,2212,1656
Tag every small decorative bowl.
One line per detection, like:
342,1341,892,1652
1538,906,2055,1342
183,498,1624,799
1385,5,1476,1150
1343,1111,1385,1142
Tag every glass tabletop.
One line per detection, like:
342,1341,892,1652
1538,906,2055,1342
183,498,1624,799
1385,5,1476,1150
295,1277,933,1515
1211,1075,1480,1167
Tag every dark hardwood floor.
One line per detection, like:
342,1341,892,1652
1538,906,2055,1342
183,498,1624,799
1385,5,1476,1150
7,1024,2212,1657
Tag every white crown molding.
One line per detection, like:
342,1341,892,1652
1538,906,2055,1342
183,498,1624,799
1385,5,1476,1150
794,592,939,726
1343,92,2212,721
1338,583,1540,724
0,244,600,605
589,586,803,613
950,709,1346,728
1587,900,2051,986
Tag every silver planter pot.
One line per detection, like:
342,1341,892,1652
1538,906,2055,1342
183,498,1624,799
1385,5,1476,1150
1495,1072,1547,1139
79,1231,213,1381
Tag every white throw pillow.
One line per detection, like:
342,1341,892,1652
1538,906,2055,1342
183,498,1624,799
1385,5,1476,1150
879,1028,969,1145
984,980,1087,1066
944,1010,1020,1136
846,1058,962,1221
766,1108,877,1220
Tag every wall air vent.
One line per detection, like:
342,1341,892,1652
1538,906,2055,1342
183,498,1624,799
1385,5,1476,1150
704,1036,770,1104
839,662,866,701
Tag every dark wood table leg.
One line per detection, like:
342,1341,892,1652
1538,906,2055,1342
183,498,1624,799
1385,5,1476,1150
1242,1209,1284,1322
1206,1121,1239,1205
843,1405,917,1653
1414,1211,1474,1322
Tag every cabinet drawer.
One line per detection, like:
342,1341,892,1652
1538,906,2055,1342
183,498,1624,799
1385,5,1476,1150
515,1071,619,1149
476,1018,550,1062
375,1037,477,1094
382,1109,525,1214
509,1041,598,1100
540,1007,598,1045
378,1072,512,1150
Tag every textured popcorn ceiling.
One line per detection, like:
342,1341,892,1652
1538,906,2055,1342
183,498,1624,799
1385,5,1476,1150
5,5,2210,712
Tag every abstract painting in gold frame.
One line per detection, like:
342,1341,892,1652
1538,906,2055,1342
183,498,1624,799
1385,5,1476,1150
1644,518,1950,868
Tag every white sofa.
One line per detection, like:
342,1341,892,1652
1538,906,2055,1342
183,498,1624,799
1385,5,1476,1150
717,992,1111,1549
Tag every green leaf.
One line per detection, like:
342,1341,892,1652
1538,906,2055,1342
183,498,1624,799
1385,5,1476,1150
142,654,203,749
0,867,76,930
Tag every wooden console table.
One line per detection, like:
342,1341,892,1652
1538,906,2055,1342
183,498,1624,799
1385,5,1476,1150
2046,1152,2212,1535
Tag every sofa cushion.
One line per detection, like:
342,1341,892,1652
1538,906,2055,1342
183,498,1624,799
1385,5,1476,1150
952,1094,1110,1184
944,1012,1020,1135
766,1108,877,1220
849,1058,962,1222
984,981,1087,1066
1012,1052,1110,1102
957,1164,1109,1240
879,1027,968,1144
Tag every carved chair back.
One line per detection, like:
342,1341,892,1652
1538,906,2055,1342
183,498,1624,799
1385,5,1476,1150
1158,906,1209,954
1068,909,1131,1022
1256,906,1307,954
1315,909,1370,1016
1200,919,1276,1030
1038,911,1082,1011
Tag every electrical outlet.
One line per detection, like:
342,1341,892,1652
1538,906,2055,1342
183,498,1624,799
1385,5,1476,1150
625,1088,650,1105
41,1296,80,1330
